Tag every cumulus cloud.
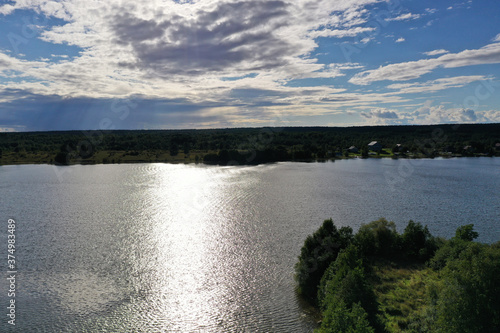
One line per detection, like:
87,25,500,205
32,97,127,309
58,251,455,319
111,1,311,76
360,104,500,126
361,108,399,119
350,40,500,85
395,37,405,43
0,0,381,99
402,102,500,125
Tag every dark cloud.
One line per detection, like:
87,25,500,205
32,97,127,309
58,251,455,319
112,13,172,45
0,88,289,131
111,1,302,76
0,89,210,130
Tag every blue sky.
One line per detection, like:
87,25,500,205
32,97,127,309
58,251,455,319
0,0,499,131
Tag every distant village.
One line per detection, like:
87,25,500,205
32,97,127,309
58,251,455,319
340,140,500,158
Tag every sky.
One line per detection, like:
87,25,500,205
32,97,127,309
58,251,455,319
0,0,499,131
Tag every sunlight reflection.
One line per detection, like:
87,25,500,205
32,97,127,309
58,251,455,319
147,164,225,330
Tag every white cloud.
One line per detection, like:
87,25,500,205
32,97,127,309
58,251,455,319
0,0,381,101
350,41,500,85
361,108,399,119
0,4,15,15
386,75,487,94
386,13,421,22
308,27,375,39
423,49,449,56
395,37,405,43
359,104,500,126
494,33,500,42
409,105,500,124
0,127,21,132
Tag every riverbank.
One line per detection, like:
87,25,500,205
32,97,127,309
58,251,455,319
0,149,497,167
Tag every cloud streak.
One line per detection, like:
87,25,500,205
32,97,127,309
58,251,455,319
350,38,500,85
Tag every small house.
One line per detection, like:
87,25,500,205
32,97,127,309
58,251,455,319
348,146,359,153
368,141,382,152
463,145,475,152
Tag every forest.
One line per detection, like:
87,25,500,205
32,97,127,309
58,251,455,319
295,219,500,332
0,123,499,165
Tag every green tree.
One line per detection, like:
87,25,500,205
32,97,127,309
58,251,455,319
295,219,353,303
402,220,438,261
355,218,400,258
429,238,469,271
54,151,70,165
170,143,179,156
318,301,374,333
454,224,479,241
433,243,500,332
318,245,379,331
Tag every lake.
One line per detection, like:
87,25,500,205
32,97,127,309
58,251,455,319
0,158,499,332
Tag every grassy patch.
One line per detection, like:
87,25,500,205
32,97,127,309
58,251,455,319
372,260,438,332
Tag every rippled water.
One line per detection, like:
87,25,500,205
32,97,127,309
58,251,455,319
0,158,498,332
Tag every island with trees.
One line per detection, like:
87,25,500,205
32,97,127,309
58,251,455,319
295,218,500,332
0,123,499,165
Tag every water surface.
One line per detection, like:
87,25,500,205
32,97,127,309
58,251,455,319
0,158,498,332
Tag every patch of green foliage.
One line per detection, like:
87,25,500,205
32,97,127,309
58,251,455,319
295,220,500,332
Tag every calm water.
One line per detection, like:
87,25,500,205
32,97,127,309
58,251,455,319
0,158,499,332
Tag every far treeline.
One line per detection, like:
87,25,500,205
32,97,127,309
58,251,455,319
0,123,499,165
295,219,500,333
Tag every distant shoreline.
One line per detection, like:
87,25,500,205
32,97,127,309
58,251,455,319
1,124,499,166
0,151,497,167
